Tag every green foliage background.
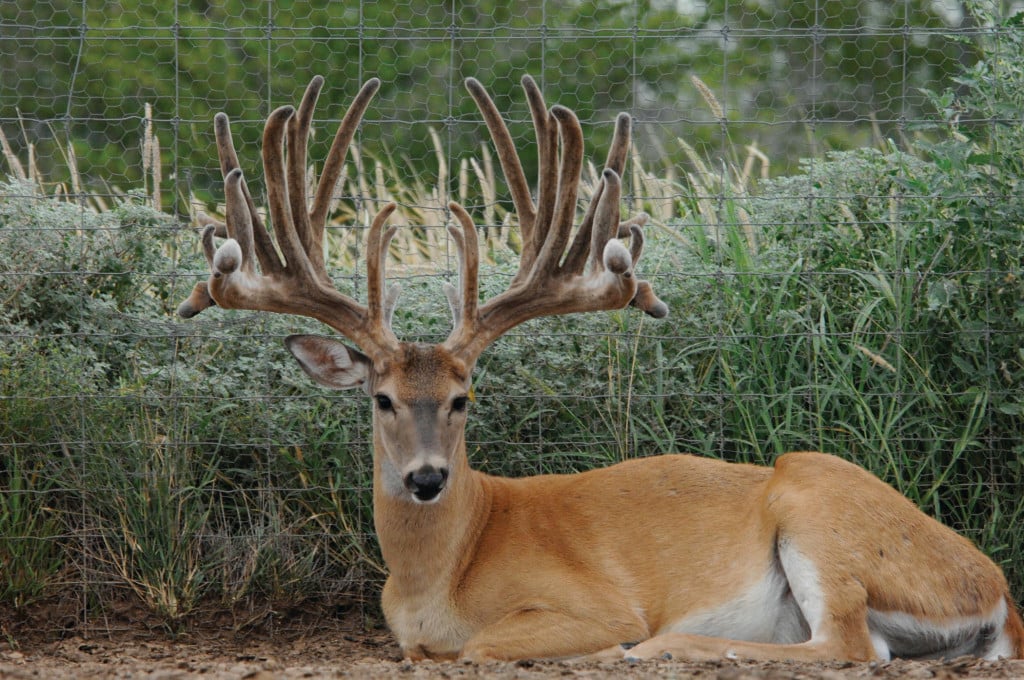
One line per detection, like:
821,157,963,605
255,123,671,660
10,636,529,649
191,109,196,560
0,0,997,210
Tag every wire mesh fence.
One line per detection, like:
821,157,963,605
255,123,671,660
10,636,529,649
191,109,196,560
2,0,1023,633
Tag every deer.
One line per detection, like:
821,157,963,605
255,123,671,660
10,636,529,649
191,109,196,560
176,73,1024,664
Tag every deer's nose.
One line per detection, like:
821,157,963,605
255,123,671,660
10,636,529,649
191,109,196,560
404,465,449,502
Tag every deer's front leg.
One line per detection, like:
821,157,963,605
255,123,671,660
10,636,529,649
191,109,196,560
459,606,648,662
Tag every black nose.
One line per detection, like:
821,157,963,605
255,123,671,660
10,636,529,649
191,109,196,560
404,465,449,502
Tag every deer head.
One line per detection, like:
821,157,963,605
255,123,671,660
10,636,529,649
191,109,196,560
179,75,666,505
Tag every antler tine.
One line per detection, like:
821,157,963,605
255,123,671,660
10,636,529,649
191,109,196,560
627,225,669,319
562,112,631,274
263,104,321,285
445,202,480,332
442,225,466,326
310,78,382,231
199,167,265,314
223,167,258,275
383,283,402,329
588,168,624,273
177,224,218,318
535,104,584,276
465,77,536,241
287,76,326,278
214,113,284,276
604,111,631,176
520,75,557,280
365,203,400,340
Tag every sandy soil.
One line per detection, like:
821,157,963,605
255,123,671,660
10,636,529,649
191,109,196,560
2,609,1024,679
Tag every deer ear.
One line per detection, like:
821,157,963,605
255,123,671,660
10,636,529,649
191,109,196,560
285,334,372,393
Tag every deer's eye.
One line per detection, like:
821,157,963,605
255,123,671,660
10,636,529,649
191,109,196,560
375,394,394,412
451,396,468,413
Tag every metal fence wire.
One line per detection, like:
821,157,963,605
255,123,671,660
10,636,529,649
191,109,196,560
1,0,1023,631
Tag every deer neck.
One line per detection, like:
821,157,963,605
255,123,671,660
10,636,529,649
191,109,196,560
371,430,490,594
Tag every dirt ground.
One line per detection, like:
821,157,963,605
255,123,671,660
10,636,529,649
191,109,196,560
3,610,1024,679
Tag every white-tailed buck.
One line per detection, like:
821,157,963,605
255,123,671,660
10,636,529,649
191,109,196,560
178,74,1023,663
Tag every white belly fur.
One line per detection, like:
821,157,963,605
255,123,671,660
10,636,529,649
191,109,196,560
662,564,810,644
867,598,1013,661
660,554,1013,661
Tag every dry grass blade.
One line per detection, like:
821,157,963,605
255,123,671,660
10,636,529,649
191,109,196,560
690,74,725,121
0,125,27,181
142,103,162,211
741,143,770,185
630,146,679,224
856,344,897,373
